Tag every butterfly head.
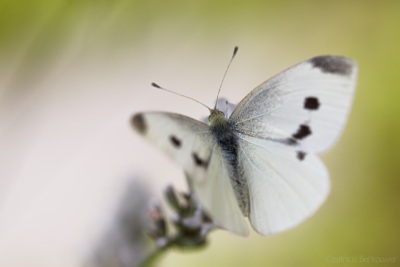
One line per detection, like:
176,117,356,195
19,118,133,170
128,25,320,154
208,109,226,126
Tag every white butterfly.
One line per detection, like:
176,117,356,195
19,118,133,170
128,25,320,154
132,53,358,236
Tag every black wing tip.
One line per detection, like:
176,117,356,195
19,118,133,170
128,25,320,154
310,55,355,76
131,113,147,134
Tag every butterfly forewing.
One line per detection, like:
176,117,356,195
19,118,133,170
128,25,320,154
132,112,212,178
230,56,358,153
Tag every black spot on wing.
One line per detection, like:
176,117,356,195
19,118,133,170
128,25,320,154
131,113,147,134
304,97,320,110
292,124,312,140
311,56,353,76
297,151,307,161
192,152,209,169
169,135,182,148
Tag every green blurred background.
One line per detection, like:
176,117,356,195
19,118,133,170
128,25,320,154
0,1,399,267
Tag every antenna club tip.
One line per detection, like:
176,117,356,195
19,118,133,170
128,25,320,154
151,82,161,88
233,46,239,56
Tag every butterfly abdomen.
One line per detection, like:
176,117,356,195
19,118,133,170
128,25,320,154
210,113,249,216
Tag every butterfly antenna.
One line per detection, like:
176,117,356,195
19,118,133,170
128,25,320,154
151,82,212,112
214,46,239,109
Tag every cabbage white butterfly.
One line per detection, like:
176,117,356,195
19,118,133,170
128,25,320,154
132,47,357,236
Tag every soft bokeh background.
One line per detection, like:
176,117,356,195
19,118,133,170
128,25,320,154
0,1,399,266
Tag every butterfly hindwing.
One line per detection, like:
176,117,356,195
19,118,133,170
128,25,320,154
193,142,249,236
230,56,358,153
131,112,248,236
237,134,329,235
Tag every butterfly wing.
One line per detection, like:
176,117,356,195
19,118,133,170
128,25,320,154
230,56,358,153
193,141,249,236
131,112,248,236
229,56,357,235
237,134,329,235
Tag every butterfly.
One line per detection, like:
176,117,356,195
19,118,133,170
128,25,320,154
131,49,358,236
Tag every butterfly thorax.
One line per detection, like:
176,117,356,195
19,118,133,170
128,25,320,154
209,109,250,217
208,109,226,126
